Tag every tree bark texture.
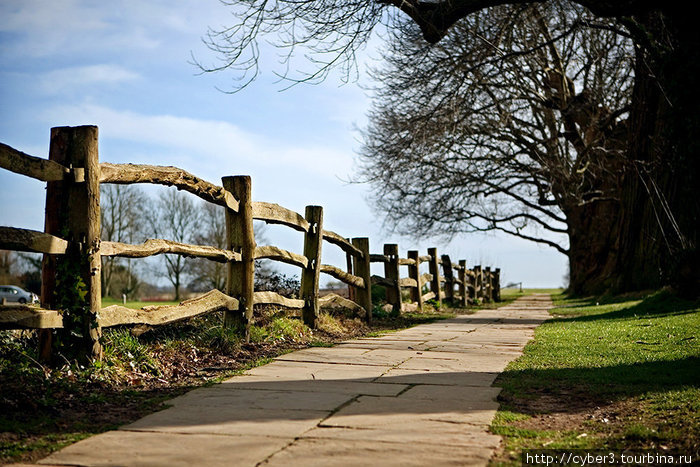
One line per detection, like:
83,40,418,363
612,11,699,295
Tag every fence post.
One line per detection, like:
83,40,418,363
223,175,255,341
40,125,102,362
458,260,468,307
427,247,441,306
407,250,423,311
494,268,501,301
468,267,476,302
474,265,483,301
346,245,356,303
441,255,454,303
352,238,372,323
300,205,323,328
384,244,402,315
484,266,492,302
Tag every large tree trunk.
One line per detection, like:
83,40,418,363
565,199,621,295
612,10,699,295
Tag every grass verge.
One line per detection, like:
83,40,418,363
490,289,700,465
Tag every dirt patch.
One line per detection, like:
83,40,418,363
509,393,635,433
489,386,691,465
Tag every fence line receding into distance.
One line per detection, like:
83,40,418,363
0,126,501,360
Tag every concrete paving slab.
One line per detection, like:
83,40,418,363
397,384,502,402
376,368,499,387
260,437,494,466
321,395,498,428
274,347,416,366
218,377,409,396
123,404,328,436
302,424,502,448
396,353,514,372
336,340,432,351
425,343,527,354
388,329,477,339
39,431,292,467
166,387,355,411
241,360,393,380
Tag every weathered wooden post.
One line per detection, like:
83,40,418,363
427,247,441,306
484,266,492,302
467,267,475,301
494,268,501,302
352,237,372,323
300,205,323,328
223,175,255,340
407,250,423,311
441,255,455,303
346,244,356,303
41,125,102,362
474,265,483,301
458,260,468,307
384,244,402,315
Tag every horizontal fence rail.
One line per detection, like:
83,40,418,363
0,142,72,182
0,126,501,362
100,163,239,212
252,201,310,232
101,239,242,262
99,290,239,328
0,226,69,255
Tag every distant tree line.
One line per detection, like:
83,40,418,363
0,186,307,302
0,250,41,294
100,185,299,302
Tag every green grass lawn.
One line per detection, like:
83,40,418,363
500,288,564,298
490,289,700,464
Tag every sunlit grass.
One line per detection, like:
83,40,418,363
490,289,700,465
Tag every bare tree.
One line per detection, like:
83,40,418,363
148,190,202,301
195,0,647,90
187,206,295,297
188,203,227,292
356,3,633,293
200,0,699,295
0,250,19,285
100,185,147,298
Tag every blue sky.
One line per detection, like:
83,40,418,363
0,0,568,288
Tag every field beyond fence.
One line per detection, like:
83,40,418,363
0,125,500,361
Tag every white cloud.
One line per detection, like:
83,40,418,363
0,0,214,59
38,65,139,94
40,103,354,178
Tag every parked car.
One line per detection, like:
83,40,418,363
0,285,39,304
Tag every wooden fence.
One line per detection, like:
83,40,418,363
0,125,500,360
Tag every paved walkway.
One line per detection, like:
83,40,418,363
38,294,551,467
